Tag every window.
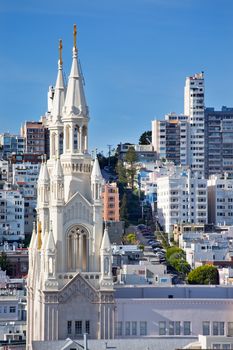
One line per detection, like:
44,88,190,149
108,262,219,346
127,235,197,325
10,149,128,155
202,321,210,335
67,321,72,335
75,321,82,335
169,321,174,335
213,322,225,336
222,345,231,350
132,321,137,336
85,320,90,334
140,321,147,336
159,321,166,335
4,306,7,313
183,321,191,335
175,321,181,335
227,322,233,336
9,306,16,313
116,322,123,336
125,321,130,336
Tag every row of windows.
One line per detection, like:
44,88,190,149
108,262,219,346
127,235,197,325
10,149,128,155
0,306,16,313
203,321,233,336
116,321,147,336
67,320,90,335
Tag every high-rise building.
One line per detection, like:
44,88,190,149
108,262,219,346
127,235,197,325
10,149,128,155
27,29,114,348
205,107,233,178
184,72,205,174
157,168,207,234
208,174,233,226
152,113,188,164
21,121,46,155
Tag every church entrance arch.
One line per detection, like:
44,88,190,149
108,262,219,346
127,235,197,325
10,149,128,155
67,225,89,272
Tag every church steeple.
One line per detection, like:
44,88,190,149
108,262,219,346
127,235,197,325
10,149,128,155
49,39,66,159
62,25,89,156
100,225,113,290
91,156,103,203
63,25,88,119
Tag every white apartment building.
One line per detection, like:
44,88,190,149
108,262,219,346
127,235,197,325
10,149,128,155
12,163,40,235
0,183,24,242
157,169,207,234
208,174,233,226
184,72,205,174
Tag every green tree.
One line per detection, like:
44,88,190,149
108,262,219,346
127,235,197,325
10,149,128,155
166,246,184,260
123,233,138,245
116,160,128,186
0,252,11,274
120,193,128,223
187,265,219,285
139,131,152,145
125,147,138,190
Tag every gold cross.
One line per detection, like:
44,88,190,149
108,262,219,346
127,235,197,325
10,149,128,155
73,24,77,49
59,39,63,65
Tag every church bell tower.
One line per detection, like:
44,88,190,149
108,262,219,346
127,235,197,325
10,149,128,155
26,26,114,350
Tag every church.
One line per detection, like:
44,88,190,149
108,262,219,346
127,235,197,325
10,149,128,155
26,25,115,349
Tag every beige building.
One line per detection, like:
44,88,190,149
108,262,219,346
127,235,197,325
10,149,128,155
102,182,120,222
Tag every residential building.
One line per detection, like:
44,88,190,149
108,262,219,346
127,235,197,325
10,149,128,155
0,288,26,342
152,113,188,165
157,168,207,234
208,174,233,226
0,183,24,242
205,106,233,178
184,72,205,174
102,182,120,222
117,143,157,163
0,133,25,159
12,163,40,235
21,121,46,155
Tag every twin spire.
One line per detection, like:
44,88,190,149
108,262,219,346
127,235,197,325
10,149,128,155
51,24,88,124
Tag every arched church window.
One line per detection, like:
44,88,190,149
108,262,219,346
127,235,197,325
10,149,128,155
74,125,79,152
59,132,63,155
51,132,56,157
67,225,89,272
48,257,53,275
66,125,70,150
104,257,109,275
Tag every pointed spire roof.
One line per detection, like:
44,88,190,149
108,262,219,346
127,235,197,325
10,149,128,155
46,225,56,253
29,222,36,250
53,156,63,180
40,160,50,184
37,162,44,183
91,156,103,181
101,225,111,252
63,25,88,118
51,39,65,124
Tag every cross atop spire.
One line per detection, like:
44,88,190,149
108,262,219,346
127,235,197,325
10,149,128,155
73,24,77,51
59,39,63,66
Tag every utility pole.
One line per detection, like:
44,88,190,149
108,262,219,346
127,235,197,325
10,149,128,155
107,144,112,169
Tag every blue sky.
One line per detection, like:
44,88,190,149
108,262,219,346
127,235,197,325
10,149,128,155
0,0,233,154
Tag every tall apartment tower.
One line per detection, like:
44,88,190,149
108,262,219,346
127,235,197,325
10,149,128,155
27,27,114,349
184,72,205,174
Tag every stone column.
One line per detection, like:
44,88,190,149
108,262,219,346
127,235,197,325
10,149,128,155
79,234,83,271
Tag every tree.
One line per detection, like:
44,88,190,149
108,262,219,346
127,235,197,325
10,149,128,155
123,233,138,245
187,265,219,285
166,246,184,260
116,160,128,187
139,131,152,145
125,147,138,190
120,193,128,223
0,252,11,274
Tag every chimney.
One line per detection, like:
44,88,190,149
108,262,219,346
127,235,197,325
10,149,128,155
84,333,88,350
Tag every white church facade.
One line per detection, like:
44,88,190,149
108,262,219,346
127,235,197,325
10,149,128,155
27,26,114,349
